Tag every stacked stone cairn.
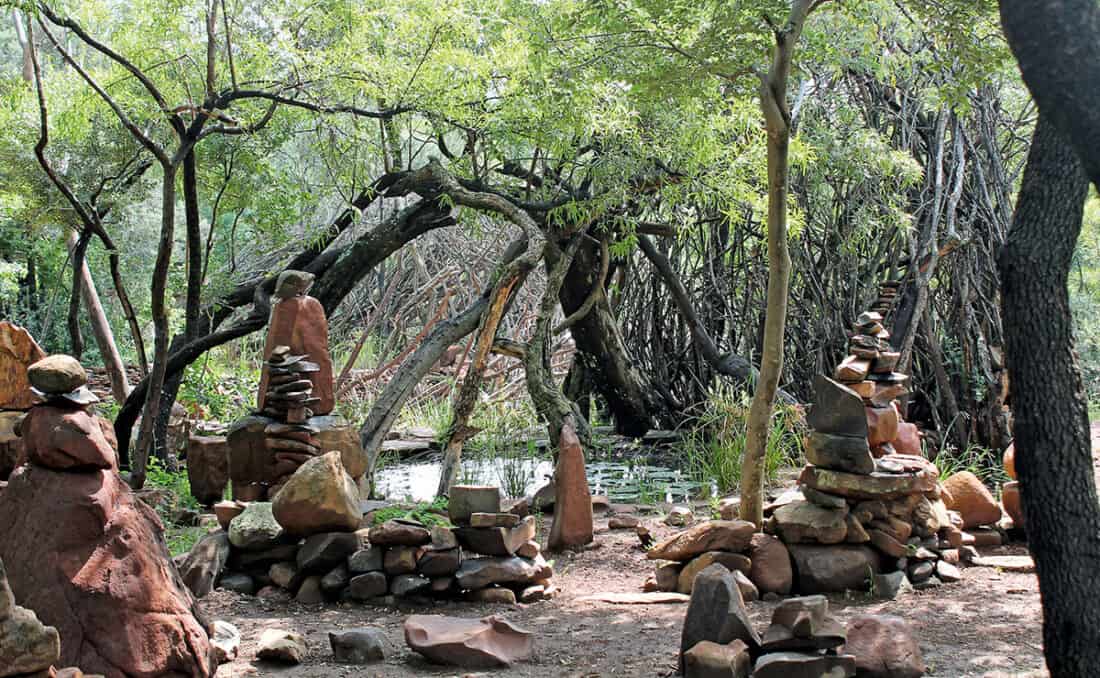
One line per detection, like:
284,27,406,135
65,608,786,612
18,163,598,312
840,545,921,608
258,346,324,496
764,308,985,593
178,483,555,606
680,565,926,678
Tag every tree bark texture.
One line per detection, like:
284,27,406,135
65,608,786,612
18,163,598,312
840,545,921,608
66,231,130,403
1000,116,1100,677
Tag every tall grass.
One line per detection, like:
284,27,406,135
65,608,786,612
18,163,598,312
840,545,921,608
680,384,806,495
932,443,1009,489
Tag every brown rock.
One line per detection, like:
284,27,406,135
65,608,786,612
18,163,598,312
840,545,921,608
186,435,229,506
309,415,367,478
272,451,361,536
799,463,938,501
0,466,216,676
19,405,115,471
865,404,900,448
834,356,870,383
419,548,461,576
748,533,792,595
227,415,276,490
843,614,926,678
867,529,907,558
27,354,86,395
0,322,46,410
942,471,1003,528
455,516,536,557
404,615,533,668
176,531,231,598
803,432,874,475
771,500,848,544
806,375,868,438
0,556,60,677
384,546,421,575
608,515,639,530
760,595,846,653
214,500,246,530
0,411,25,480
787,544,878,594
654,561,682,592
547,421,593,552
454,556,548,590
1002,481,1024,528
257,628,308,664
682,639,751,678
844,514,870,543
646,520,755,562
677,552,752,594
448,485,501,525
467,587,517,605
892,422,922,456
1004,443,1016,479
470,512,520,528
369,520,431,547
257,274,335,416
753,651,856,678
679,564,759,673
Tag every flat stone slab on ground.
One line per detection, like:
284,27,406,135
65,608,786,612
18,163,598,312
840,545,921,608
577,591,690,604
970,555,1035,573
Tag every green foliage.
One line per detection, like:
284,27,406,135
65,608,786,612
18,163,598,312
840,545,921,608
933,444,1009,489
370,497,451,528
681,384,805,494
144,456,205,556
177,350,259,422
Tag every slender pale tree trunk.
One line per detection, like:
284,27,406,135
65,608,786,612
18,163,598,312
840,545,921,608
740,0,819,527
66,231,130,403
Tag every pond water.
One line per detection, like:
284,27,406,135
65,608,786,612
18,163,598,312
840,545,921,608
373,453,711,504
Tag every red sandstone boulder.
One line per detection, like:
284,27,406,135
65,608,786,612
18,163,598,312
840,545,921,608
547,421,593,552
0,322,46,410
0,465,216,677
843,614,926,678
865,404,899,448
404,615,533,668
19,405,116,471
748,533,793,595
186,435,229,506
1002,481,1024,528
257,274,335,416
942,471,1002,529
892,421,922,456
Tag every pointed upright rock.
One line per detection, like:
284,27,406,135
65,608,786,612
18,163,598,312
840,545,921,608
547,421,593,552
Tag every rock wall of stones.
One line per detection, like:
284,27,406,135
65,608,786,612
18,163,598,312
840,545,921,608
180,481,556,607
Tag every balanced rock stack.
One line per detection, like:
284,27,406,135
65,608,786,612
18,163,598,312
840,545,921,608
0,355,217,676
177,482,555,606
763,309,964,593
868,281,900,317
261,346,321,423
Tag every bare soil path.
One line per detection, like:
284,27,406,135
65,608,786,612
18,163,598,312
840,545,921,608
207,427,1100,678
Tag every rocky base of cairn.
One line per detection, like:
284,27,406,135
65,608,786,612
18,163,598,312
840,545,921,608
178,482,556,607
680,565,927,678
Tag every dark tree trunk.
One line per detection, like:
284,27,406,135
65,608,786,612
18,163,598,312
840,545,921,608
999,116,1100,677
1000,0,1100,190
555,237,658,436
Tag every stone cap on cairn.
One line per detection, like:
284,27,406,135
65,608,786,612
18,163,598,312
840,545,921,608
27,355,99,406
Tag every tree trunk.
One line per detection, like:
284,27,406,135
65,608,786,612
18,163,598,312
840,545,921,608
999,116,1100,677
740,1,815,528
66,230,130,403
555,237,657,436
131,167,178,489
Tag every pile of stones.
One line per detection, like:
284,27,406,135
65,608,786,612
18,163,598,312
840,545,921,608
179,481,555,607
681,564,926,677
643,520,794,600
260,346,321,423
762,307,1005,593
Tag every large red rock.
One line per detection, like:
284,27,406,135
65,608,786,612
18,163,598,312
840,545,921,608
843,614,926,678
256,275,334,416
0,322,46,410
748,533,792,595
404,614,533,668
865,404,899,448
942,471,1002,529
19,405,116,471
892,422,922,456
0,465,216,677
547,422,593,552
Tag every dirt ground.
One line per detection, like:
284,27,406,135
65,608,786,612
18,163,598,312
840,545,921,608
207,430,1100,678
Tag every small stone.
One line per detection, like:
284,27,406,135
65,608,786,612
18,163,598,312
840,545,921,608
872,571,912,600
786,544,878,594
470,512,520,528
27,354,87,394
454,556,548,590
844,514,870,543
321,564,350,595
210,620,241,664
970,554,1035,572
516,540,540,559
908,561,934,583
218,573,255,595
347,546,384,573
519,584,549,603
677,552,752,594
384,545,422,575
329,628,385,664
257,629,308,664
430,577,455,594
912,575,941,590
369,519,431,547
455,515,536,557
666,506,695,527
800,485,848,510
228,502,285,551
177,531,231,599
348,572,388,600
865,404,900,447
418,548,461,576
296,575,324,604
429,525,458,550
449,485,502,525
731,570,759,602
772,500,849,544
747,533,792,595
753,651,856,678
655,560,682,592
844,614,926,678
268,562,302,591
682,639,751,678
468,587,517,605
298,532,361,573
609,515,640,529
935,560,961,583
390,574,430,596
868,529,907,558
942,471,1003,528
